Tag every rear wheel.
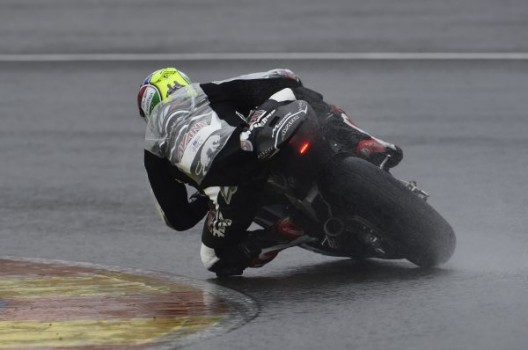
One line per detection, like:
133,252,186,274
318,156,456,267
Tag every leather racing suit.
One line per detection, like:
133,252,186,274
143,68,401,276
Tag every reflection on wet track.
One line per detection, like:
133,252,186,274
0,258,257,349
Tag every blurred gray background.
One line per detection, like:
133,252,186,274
1,1,528,349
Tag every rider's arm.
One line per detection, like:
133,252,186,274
144,150,209,231
201,69,304,120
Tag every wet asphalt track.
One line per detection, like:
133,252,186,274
2,1,528,349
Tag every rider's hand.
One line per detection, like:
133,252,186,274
240,99,307,160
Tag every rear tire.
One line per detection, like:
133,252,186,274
318,156,456,267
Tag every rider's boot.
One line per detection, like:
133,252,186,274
326,105,403,169
276,216,305,239
355,138,403,169
208,217,306,276
248,217,306,268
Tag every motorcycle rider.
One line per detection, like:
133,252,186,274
137,67,402,276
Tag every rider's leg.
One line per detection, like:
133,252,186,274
325,105,403,169
245,216,306,268
200,180,307,276
200,181,263,277
200,179,297,276
292,86,403,169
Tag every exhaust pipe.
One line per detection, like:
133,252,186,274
323,217,345,249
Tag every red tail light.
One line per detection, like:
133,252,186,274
299,142,310,155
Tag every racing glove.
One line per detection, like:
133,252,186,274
240,88,307,160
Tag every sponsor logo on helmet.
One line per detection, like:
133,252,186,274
141,85,161,117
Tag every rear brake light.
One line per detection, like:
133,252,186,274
299,142,310,155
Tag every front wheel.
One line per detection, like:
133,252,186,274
318,156,456,267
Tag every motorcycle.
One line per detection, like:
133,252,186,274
251,100,456,267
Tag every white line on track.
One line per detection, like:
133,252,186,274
1,52,528,62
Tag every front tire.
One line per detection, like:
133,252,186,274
318,156,456,267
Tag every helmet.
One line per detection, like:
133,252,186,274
137,67,191,120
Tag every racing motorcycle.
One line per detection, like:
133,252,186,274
251,100,456,267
